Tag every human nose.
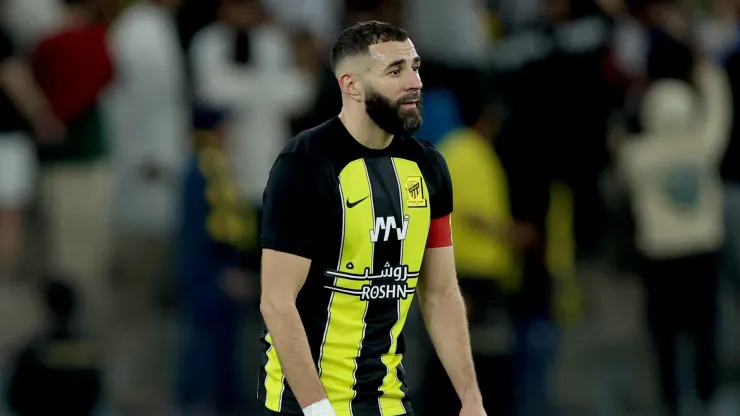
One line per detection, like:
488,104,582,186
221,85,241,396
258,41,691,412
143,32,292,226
406,70,422,91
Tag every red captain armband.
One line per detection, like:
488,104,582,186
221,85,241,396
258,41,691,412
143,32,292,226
426,214,452,248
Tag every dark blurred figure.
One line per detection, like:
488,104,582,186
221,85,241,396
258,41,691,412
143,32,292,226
492,1,618,414
0,24,63,280
29,0,114,330
6,279,102,416
175,107,257,416
422,82,521,416
615,21,731,412
495,0,618,260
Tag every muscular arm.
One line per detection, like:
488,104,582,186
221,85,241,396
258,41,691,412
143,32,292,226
260,249,327,407
417,245,482,404
259,153,331,412
416,145,483,408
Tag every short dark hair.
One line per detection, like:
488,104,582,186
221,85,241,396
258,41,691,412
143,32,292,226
330,21,409,71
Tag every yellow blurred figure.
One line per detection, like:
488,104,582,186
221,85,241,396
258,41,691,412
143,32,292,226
547,182,582,325
438,120,520,291
439,110,580,325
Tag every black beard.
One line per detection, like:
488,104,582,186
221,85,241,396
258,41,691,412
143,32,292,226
365,89,422,136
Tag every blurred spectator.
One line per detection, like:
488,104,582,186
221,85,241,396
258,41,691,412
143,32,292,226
104,0,187,308
175,108,256,416
424,89,521,415
490,3,614,413
1,0,63,52
493,0,616,258
262,0,341,50
102,0,187,409
189,0,315,209
403,0,489,69
402,0,489,142
30,0,114,327
0,25,63,280
6,279,102,416
616,59,731,415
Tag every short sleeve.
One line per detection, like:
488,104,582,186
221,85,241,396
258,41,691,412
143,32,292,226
260,153,322,259
428,147,453,219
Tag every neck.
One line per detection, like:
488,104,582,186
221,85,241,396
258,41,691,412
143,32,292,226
338,105,393,150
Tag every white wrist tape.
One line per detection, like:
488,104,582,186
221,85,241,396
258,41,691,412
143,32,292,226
302,399,335,416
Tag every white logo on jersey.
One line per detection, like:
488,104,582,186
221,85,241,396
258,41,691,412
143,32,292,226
369,215,409,243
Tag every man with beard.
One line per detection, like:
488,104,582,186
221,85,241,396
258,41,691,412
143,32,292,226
258,21,485,416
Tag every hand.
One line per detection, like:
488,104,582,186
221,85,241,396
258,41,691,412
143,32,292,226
31,112,65,143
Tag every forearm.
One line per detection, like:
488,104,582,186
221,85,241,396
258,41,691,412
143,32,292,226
261,301,327,408
0,59,52,122
420,284,481,401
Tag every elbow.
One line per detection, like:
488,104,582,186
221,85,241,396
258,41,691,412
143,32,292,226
260,293,296,321
259,297,276,319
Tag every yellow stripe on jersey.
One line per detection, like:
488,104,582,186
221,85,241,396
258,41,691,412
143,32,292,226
377,158,430,414
263,333,285,411
318,159,375,413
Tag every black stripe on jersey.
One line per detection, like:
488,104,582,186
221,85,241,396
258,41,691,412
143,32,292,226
396,335,410,398
352,157,404,413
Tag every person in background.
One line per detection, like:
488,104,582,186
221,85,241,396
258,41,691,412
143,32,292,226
30,0,114,329
262,0,340,50
6,279,102,416
101,0,187,410
0,23,63,387
616,48,731,415
0,25,63,281
424,85,532,415
105,0,186,303
176,107,257,416
189,0,316,212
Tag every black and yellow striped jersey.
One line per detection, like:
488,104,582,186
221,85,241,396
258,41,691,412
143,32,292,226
259,116,453,415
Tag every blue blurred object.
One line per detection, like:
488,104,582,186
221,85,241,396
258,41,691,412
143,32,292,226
416,88,462,145
175,131,241,414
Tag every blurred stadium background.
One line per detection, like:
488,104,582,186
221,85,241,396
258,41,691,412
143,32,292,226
1,0,740,415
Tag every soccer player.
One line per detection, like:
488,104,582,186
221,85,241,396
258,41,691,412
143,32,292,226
259,21,485,416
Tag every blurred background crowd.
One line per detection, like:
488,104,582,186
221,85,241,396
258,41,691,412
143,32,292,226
0,0,740,415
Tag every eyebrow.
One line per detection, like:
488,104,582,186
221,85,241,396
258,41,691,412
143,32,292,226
385,56,421,70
